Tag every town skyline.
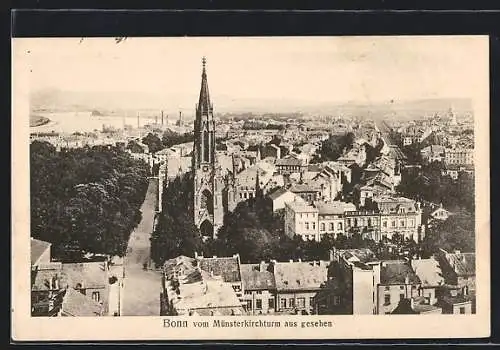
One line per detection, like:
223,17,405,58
23,36,483,113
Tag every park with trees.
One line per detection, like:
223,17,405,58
30,141,150,261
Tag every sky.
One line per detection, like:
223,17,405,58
16,36,488,109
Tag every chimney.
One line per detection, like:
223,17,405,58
289,259,293,263
161,110,164,125
194,252,198,259
48,278,53,290
298,258,302,263
410,297,415,310
404,274,410,285
259,261,266,272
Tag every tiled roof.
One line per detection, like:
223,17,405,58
31,238,51,265
445,252,475,277
240,263,276,290
276,156,303,166
61,287,104,316
285,201,318,213
373,196,418,214
337,248,377,264
163,255,199,280
268,187,289,200
62,262,108,289
411,257,444,286
316,201,356,215
380,260,421,285
197,256,241,283
273,261,328,291
289,183,318,193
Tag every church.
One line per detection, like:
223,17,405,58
192,58,240,239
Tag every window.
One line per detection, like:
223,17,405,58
333,296,341,305
391,221,396,227
268,298,275,309
400,286,405,290
312,222,316,230
310,297,315,307
296,297,305,308
233,285,241,292
338,222,343,230
244,291,252,295
400,220,405,227
409,219,415,227
383,221,387,228
384,286,390,291
255,299,262,310
320,223,325,231
249,193,253,198
305,222,310,230
459,307,466,314
347,219,351,227
289,298,295,308
384,294,391,305
244,192,248,199
330,223,334,231
92,291,100,302
256,290,262,294
400,293,405,300
368,218,372,227
246,300,252,310
280,298,287,309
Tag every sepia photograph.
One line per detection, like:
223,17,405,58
12,35,490,340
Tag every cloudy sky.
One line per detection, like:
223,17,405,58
17,36,487,109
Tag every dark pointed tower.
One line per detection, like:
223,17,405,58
193,57,224,238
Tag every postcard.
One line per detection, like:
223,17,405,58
12,35,490,341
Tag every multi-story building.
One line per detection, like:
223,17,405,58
161,255,244,316
316,202,356,240
373,195,424,243
275,155,306,175
420,145,445,164
288,183,320,203
316,248,380,315
31,238,114,317
195,253,244,303
271,259,329,315
444,147,474,165
376,260,421,314
284,201,320,241
284,195,424,243
240,262,277,315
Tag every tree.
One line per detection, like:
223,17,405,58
420,210,475,257
142,133,163,154
30,142,149,260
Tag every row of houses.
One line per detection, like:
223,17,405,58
160,248,475,317
420,145,474,166
30,238,124,317
283,195,425,243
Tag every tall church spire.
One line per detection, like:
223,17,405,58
198,56,212,116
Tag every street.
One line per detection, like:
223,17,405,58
121,178,163,316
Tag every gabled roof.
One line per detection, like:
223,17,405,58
276,156,303,167
61,287,104,316
240,263,276,291
273,261,328,291
289,183,318,193
445,252,475,277
268,187,290,200
197,256,242,283
31,238,51,265
380,260,421,285
411,257,444,287
315,201,356,215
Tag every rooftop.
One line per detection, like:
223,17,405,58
315,201,357,215
337,248,377,265
380,260,421,285
31,238,51,266
197,255,242,283
285,201,318,213
445,252,475,277
240,263,276,291
61,287,104,316
411,257,444,287
272,260,328,291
